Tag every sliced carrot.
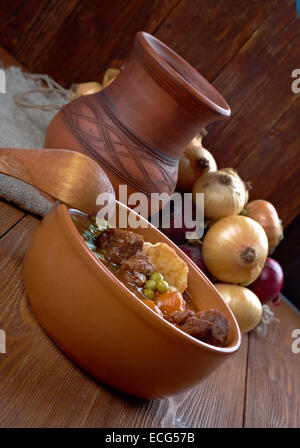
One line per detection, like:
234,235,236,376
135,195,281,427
143,299,163,316
155,290,185,315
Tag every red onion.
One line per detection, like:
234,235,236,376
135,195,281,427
160,215,194,244
249,257,284,305
159,194,197,244
178,244,209,276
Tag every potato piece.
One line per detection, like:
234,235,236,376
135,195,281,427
143,242,188,292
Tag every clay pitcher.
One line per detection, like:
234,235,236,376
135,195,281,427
44,31,230,203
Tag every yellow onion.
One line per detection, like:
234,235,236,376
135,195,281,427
202,215,268,285
244,189,249,208
245,200,283,254
215,284,262,333
69,82,102,101
192,168,247,220
102,68,120,88
222,168,251,207
177,133,217,192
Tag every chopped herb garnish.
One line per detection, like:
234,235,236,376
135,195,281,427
85,241,97,251
94,251,106,261
83,230,96,242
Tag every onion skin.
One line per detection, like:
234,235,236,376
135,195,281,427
245,200,283,254
249,257,284,305
102,68,120,88
215,284,262,333
69,82,102,100
192,169,247,220
202,215,268,285
222,168,250,207
177,135,217,192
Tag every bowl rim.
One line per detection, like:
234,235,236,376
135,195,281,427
135,31,231,118
56,202,241,354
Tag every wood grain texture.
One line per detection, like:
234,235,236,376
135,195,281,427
83,336,249,428
237,98,300,227
0,199,24,237
155,0,278,81
205,0,300,146
0,215,100,428
0,0,79,69
0,8,299,426
245,301,300,428
0,0,298,227
0,213,36,307
201,0,300,227
32,0,181,86
0,211,299,427
0,45,27,70
0,212,247,428
203,15,300,167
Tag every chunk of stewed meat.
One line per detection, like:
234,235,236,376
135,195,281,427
96,228,143,265
164,307,230,347
165,309,195,325
196,310,231,347
118,253,154,287
180,315,214,341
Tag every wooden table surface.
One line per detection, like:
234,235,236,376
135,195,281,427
0,46,299,429
0,198,299,428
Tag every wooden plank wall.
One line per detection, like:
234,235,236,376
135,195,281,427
0,0,299,227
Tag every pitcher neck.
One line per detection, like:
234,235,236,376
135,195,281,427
102,32,230,159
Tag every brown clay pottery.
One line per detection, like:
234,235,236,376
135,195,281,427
44,31,231,203
0,147,115,216
0,148,240,398
23,202,241,399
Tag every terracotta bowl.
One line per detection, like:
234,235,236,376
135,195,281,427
23,202,241,399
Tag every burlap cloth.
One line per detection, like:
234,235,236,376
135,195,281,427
0,65,69,216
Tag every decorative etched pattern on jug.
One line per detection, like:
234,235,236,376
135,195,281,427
62,93,178,196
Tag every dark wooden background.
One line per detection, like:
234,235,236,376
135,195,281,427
0,2,299,428
0,0,299,228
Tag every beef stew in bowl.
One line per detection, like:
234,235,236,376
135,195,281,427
23,202,240,399
70,209,231,348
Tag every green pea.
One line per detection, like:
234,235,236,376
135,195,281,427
143,288,155,300
145,279,156,290
156,279,169,294
150,272,164,282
